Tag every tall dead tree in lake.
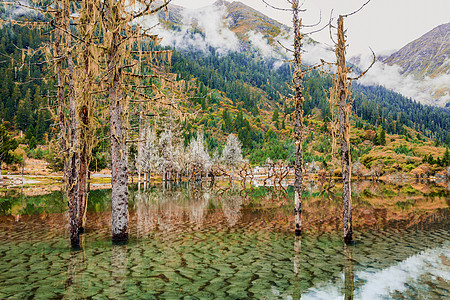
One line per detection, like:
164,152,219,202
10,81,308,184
264,0,326,235
290,0,306,236
336,15,353,243
7,0,100,246
101,0,172,243
48,0,80,248
330,1,374,243
63,0,80,247
6,0,82,247
76,0,98,233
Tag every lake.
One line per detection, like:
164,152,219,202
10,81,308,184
0,181,449,299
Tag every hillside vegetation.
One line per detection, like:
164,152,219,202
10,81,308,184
0,23,449,177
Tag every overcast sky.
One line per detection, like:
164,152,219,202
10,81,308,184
171,0,450,57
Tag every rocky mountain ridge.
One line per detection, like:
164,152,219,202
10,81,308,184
383,22,450,79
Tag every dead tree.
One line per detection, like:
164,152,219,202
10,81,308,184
292,0,304,236
102,0,129,243
336,15,353,243
330,2,374,243
237,160,253,190
100,0,172,243
5,0,82,247
269,0,329,235
48,0,80,248
221,133,244,185
75,0,98,234
274,160,289,193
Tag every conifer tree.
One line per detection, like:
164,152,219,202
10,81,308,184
16,89,32,131
0,124,18,180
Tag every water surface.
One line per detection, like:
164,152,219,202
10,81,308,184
0,182,448,299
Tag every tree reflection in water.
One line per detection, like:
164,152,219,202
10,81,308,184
293,236,302,299
220,188,242,227
133,183,244,237
110,245,128,298
344,244,354,300
64,248,86,299
188,184,209,229
0,180,448,299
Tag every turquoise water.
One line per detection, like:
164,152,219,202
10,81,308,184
0,184,449,299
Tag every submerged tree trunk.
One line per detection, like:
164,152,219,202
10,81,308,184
78,105,89,233
66,0,79,248
55,0,79,248
105,0,129,243
292,0,304,236
77,0,95,233
337,16,353,244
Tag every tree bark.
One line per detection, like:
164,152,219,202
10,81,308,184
337,16,353,244
78,105,89,233
55,0,79,248
105,0,129,243
77,0,95,233
292,0,304,236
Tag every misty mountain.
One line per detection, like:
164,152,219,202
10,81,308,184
382,22,450,107
151,0,332,67
384,22,449,80
154,1,449,108
0,1,448,150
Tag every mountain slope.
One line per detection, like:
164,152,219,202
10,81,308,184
157,0,290,48
383,22,450,79
381,22,450,107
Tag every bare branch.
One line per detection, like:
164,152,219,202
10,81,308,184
132,0,172,19
342,0,371,18
304,10,334,35
303,10,321,28
277,40,294,53
349,48,376,81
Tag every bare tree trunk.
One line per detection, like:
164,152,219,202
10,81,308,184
105,0,129,243
337,16,353,244
54,0,79,248
77,0,94,233
292,0,304,236
78,105,89,233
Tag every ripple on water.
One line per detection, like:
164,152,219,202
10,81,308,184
0,185,449,299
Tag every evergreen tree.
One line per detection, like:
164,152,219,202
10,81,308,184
379,127,386,146
272,109,279,122
375,126,386,146
443,148,450,166
8,85,22,120
32,86,43,113
0,125,19,179
16,89,32,131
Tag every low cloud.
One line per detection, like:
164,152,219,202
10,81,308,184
139,3,239,55
247,31,279,59
248,29,336,69
0,0,38,19
303,41,335,66
355,53,450,107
